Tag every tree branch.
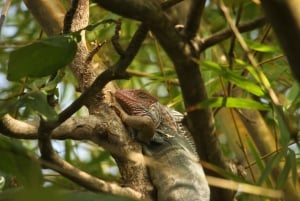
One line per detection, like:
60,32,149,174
54,23,149,129
23,0,66,35
40,154,142,199
0,114,101,140
0,114,38,139
261,0,300,83
183,0,206,39
199,17,266,52
0,111,144,199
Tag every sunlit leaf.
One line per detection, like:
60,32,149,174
249,43,277,53
201,61,266,97
7,35,78,81
0,176,5,191
199,97,270,110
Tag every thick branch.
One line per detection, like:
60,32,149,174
40,154,141,199
55,23,148,129
261,0,300,83
23,0,65,35
184,0,206,39
0,112,145,199
0,114,38,138
0,114,101,140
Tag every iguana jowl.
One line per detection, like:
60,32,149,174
114,89,210,201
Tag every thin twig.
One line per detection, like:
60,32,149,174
111,19,125,55
85,40,106,64
0,0,12,36
199,17,266,52
219,1,280,105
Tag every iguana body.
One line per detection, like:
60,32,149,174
114,89,210,201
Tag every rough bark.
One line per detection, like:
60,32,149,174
261,0,300,83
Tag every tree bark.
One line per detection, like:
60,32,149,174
261,0,300,83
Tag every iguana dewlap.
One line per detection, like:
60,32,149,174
114,89,210,201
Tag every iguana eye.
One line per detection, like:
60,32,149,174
137,91,149,99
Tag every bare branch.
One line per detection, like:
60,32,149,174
0,118,142,200
0,114,38,139
63,0,79,34
23,0,66,35
111,19,125,55
85,41,106,64
0,0,12,35
184,0,206,39
40,154,142,199
199,17,266,52
0,113,120,142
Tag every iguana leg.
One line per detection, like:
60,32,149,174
111,103,155,143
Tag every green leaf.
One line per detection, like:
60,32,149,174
0,136,43,187
199,97,270,110
276,151,292,188
42,70,65,92
17,91,58,121
245,137,272,186
273,107,290,146
7,35,78,81
85,19,117,31
249,43,277,53
257,149,286,185
0,176,5,191
201,61,266,97
285,81,300,107
288,149,297,186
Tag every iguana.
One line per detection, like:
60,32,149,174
113,89,210,201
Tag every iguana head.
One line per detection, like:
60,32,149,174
115,89,158,115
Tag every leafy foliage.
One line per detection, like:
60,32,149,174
7,35,78,81
0,0,299,201
0,135,42,188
